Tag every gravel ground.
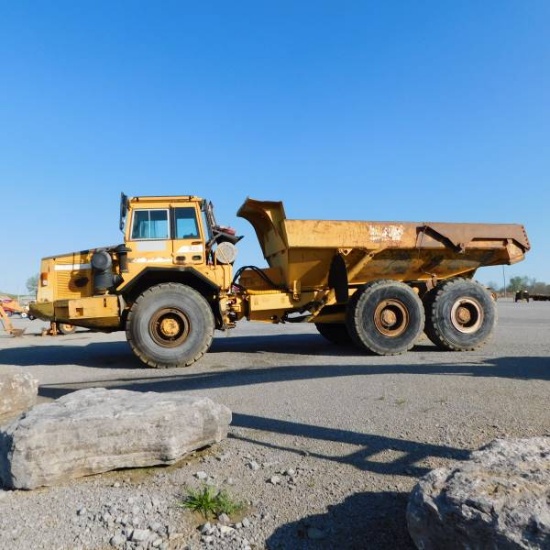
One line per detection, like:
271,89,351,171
0,298,549,549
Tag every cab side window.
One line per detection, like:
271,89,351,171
131,209,169,240
174,207,200,239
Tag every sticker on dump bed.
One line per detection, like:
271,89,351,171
369,225,405,242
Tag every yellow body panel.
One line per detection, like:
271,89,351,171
54,295,121,329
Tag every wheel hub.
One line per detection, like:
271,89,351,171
456,306,471,324
374,300,409,337
380,309,398,328
149,308,190,347
159,318,180,338
450,298,483,333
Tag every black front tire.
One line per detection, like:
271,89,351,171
424,278,496,351
126,283,215,368
346,280,425,355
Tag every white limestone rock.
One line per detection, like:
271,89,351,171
407,437,550,549
0,387,231,489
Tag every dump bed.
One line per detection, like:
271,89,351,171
237,198,530,289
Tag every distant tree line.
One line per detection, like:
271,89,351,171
485,275,550,296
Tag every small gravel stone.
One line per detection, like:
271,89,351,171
219,525,235,535
218,513,231,525
110,534,126,547
131,528,151,542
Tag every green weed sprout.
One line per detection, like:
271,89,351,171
178,484,243,519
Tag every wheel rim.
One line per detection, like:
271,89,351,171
373,299,410,337
450,298,483,333
149,307,190,347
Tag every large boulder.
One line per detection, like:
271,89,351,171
407,437,550,549
0,388,231,490
0,367,38,425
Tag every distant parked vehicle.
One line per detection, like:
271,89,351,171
514,290,530,303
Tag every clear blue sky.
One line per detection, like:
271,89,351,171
1,1,548,294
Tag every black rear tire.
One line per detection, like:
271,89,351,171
315,322,353,346
424,278,496,351
346,280,424,355
126,283,214,368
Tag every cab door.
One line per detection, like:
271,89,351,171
171,205,206,266
129,208,172,264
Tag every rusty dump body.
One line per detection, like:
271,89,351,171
237,198,530,293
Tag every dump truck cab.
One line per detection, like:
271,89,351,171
117,193,240,297
31,194,242,336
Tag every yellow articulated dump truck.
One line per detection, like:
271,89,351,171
30,193,530,368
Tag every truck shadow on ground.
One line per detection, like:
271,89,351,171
1,333,549,382
265,490,415,550
231,418,462,548
26,354,550,403
229,412,469,477
23,353,550,394
230,412,448,549
230,416,432,549
0,341,135,368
